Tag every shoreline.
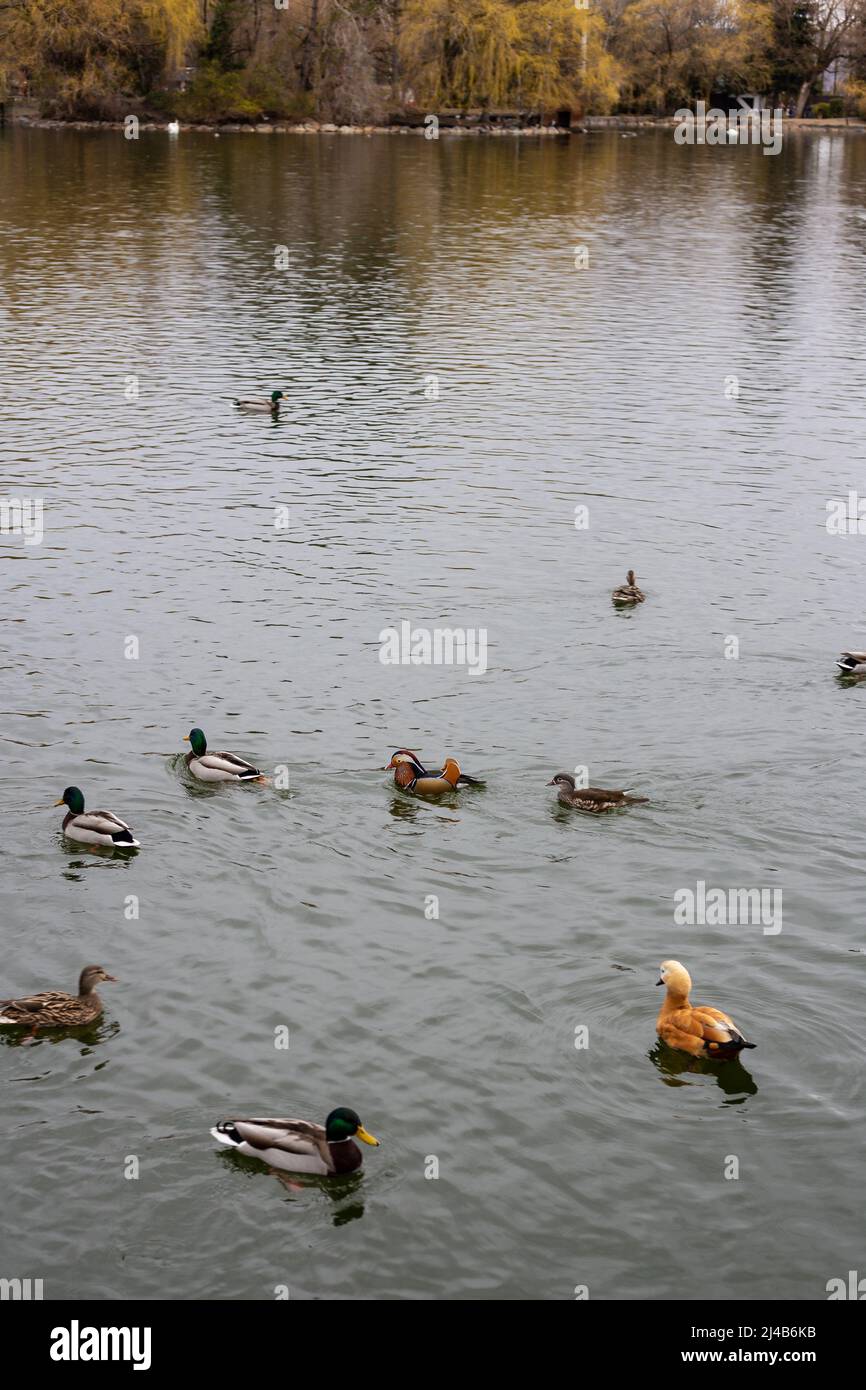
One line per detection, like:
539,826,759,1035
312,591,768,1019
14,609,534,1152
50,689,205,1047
6,113,866,136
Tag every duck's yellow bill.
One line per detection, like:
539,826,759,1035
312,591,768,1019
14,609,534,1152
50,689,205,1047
182,735,190,742
53,798,65,806
356,1126,379,1147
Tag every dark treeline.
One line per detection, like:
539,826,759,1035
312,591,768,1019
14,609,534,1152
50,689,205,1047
2,2,866,124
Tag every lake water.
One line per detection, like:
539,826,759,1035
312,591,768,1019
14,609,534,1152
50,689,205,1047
1,125,865,1301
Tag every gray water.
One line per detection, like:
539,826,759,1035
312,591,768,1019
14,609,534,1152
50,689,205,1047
1,125,865,1302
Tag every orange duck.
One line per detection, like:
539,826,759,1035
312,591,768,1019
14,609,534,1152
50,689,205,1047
656,960,755,1059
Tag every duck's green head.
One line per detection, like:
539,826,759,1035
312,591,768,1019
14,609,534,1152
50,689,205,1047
271,390,284,403
184,728,207,757
55,786,84,813
325,1107,379,1147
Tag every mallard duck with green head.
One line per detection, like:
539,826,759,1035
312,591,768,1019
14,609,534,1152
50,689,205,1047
211,1107,380,1175
183,728,265,782
0,965,116,1029
55,787,140,847
233,390,285,415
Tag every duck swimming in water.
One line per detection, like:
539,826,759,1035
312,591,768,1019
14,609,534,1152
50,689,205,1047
655,960,755,1059
548,772,648,812
54,787,140,847
385,749,484,793
0,965,116,1029
211,1106,380,1176
233,390,285,415
612,569,645,605
837,650,866,674
183,728,265,783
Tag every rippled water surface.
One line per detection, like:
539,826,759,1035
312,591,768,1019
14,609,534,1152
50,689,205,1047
2,126,866,1301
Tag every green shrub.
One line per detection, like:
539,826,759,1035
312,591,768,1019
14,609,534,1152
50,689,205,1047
158,61,303,122
811,98,844,120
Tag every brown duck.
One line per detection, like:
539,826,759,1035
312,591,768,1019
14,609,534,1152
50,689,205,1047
656,960,755,1059
548,772,649,812
0,965,116,1029
612,569,645,605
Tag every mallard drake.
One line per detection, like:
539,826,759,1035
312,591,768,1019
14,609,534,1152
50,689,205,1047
612,569,645,605
233,390,285,414
385,749,485,790
837,650,866,674
211,1106,379,1176
183,728,264,782
656,960,755,1059
55,787,140,847
548,772,648,812
0,965,116,1029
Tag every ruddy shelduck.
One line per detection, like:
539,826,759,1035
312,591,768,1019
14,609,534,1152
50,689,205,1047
655,960,756,1059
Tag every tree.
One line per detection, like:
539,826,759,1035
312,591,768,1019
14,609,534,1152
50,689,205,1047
617,0,773,113
0,0,201,112
771,0,866,114
399,0,618,111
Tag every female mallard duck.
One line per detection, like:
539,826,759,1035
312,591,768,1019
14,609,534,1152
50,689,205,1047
385,749,485,791
211,1107,379,1176
183,728,264,782
837,650,866,674
55,787,140,847
233,390,285,414
548,772,648,812
612,569,645,605
656,960,755,1059
0,965,116,1029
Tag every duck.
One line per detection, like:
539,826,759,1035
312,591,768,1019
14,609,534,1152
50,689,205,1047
656,960,755,1059
385,749,485,790
0,965,116,1029
211,1106,379,1176
612,569,645,605
54,787,140,847
232,390,285,414
837,650,866,674
548,772,648,812
183,728,265,783
167,120,180,135
384,750,480,795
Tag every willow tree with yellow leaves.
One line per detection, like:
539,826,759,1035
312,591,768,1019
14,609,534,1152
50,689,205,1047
398,0,620,114
615,0,774,113
0,0,201,113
